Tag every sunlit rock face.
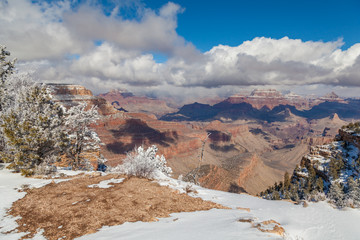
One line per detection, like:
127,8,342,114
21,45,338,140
48,84,117,115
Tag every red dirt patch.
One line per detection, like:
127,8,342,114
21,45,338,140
9,174,225,240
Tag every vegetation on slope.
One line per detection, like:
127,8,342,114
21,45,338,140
260,123,360,208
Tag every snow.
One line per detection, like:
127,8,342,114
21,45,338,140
1,168,360,240
77,176,360,240
88,178,124,188
56,169,86,176
0,167,98,239
78,209,282,240
0,168,55,240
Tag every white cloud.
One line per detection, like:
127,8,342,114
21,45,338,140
0,0,89,60
28,36,360,98
2,0,360,99
224,37,344,63
62,1,191,56
162,37,360,88
0,0,191,60
71,43,163,86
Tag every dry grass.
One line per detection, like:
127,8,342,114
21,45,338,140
236,207,251,212
238,218,285,237
9,174,225,240
254,220,285,236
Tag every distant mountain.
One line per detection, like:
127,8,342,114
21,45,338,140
226,89,290,110
161,93,360,122
98,89,177,118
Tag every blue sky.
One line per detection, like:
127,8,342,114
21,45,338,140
1,0,360,99
143,0,360,51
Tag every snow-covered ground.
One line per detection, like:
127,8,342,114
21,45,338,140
0,167,54,240
1,168,360,240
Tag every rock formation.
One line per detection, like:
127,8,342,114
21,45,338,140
98,89,177,118
161,90,355,122
49,84,117,115
50,84,355,195
226,89,289,110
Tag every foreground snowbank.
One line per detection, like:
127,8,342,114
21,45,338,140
78,176,360,240
1,168,360,240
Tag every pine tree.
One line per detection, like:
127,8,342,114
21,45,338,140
356,156,360,169
346,177,360,207
0,45,16,151
307,165,316,186
63,103,101,170
283,189,291,199
284,171,291,191
0,46,103,174
0,80,66,175
328,182,346,208
289,183,299,201
0,45,16,86
272,190,281,200
329,158,339,179
316,177,324,192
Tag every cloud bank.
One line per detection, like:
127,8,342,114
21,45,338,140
1,0,360,98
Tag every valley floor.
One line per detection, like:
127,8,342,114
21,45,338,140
1,167,360,240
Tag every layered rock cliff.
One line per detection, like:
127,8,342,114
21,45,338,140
49,84,117,115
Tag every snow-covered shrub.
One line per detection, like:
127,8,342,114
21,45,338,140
109,145,172,179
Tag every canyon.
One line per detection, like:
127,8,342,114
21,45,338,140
52,85,360,194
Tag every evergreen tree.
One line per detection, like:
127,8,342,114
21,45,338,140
328,182,346,208
0,80,66,175
272,190,280,200
0,45,15,86
356,156,360,168
284,171,291,191
329,158,340,179
307,165,316,184
0,45,16,151
283,189,291,199
346,177,360,207
315,177,324,192
0,46,102,174
63,103,101,170
290,183,300,201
